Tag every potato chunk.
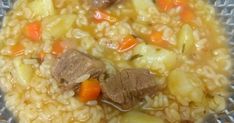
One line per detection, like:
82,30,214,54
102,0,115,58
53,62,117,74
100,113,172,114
13,57,34,86
42,14,76,38
133,43,177,74
132,0,156,14
28,0,55,18
168,69,205,105
121,111,164,123
131,0,157,22
177,24,195,54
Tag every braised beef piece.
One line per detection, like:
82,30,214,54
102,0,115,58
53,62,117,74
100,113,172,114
92,0,121,8
100,68,157,110
52,49,105,91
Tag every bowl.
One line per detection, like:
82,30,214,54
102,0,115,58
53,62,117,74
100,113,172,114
0,0,233,122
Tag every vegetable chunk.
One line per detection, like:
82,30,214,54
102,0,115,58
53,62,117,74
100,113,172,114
156,0,174,12
13,57,34,86
11,43,25,56
121,111,164,123
133,43,177,74
177,24,195,54
42,14,76,38
168,69,205,105
131,0,157,22
118,35,138,52
28,0,55,18
78,79,101,102
52,40,66,56
24,21,41,42
150,31,171,48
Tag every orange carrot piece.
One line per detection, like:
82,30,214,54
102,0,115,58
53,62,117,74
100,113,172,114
150,32,171,48
79,79,101,102
150,32,164,42
156,0,174,12
11,43,25,56
52,40,65,56
24,21,41,42
117,35,138,53
180,7,195,24
93,9,116,23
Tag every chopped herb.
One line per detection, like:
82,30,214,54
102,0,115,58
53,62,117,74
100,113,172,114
129,54,143,61
182,43,186,53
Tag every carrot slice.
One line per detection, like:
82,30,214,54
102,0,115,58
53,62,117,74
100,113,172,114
79,79,101,102
24,21,41,42
93,9,116,23
156,0,174,12
180,7,195,24
52,40,66,56
11,43,25,56
117,35,138,53
150,32,171,48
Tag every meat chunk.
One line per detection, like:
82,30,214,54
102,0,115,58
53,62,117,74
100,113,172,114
52,49,105,90
92,0,121,8
100,68,157,110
